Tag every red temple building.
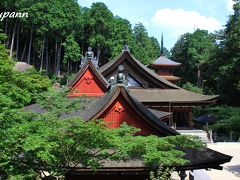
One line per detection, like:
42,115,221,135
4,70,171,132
96,47,217,130
67,60,109,97
25,46,232,179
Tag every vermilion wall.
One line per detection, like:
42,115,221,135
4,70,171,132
68,68,105,97
99,95,157,135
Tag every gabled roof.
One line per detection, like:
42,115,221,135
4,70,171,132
81,85,178,136
151,55,181,67
68,60,109,89
98,51,179,89
130,89,218,105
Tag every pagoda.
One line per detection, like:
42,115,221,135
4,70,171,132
151,34,181,83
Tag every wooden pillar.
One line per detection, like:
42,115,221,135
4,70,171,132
189,171,194,180
188,107,193,128
169,103,174,129
179,171,187,180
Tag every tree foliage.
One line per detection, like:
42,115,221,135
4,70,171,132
1,1,161,73
171,29,216,88
0,110,203,179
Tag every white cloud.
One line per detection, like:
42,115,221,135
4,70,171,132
150,8,221,38
226,0,234,13
128,16,150,28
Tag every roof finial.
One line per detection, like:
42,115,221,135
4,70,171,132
85,47,94,60
161,34,164,55
122,44,130,52
108,65,127,92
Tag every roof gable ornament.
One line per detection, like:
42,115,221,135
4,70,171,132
122,44,130,52
80,47,99,68
108,65,128,92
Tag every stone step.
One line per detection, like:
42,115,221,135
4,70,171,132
177,130,211,143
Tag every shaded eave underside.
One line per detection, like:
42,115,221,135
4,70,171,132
160,75,181,81
129,88,218,105
98,51,179,89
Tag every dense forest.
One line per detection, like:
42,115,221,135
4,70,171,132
0,0,160,76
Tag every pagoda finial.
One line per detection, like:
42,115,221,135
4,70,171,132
161,34,164,55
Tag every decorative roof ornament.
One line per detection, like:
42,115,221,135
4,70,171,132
86,47,94,60
80,47,99,68
108,65,128,92
122,44,130,52
116,65,126,84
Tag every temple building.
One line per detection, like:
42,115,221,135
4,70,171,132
150,35,181,83
63,55,231,179
68,46,217,130
24,45,232,179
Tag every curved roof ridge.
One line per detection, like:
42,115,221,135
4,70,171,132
98,51,180,89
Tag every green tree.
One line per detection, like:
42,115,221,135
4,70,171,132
132,23,160,65
215,0,240,105
0,111,203,179
63,34,81,72
83,2,114,66
171,29,216,88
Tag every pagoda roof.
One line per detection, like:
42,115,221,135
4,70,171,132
80,85,178,136
98,51,179,89
160,75,182,81
129,89,218,105
151,55,181,67
67,59,109,89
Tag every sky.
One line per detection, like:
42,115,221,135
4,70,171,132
78,0,235,50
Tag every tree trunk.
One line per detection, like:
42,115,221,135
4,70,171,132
4,19,8,45
97,43,100,67
54,40,58,75
67,60,70,74
40,35,45,71
32,48,35,66
27,25,33,64
197,65,202,88
4,19,8,34
45,39,49,75
6,20,12,48
16,25,20,59
21,40,27,62
56,40,62,76
10,21,17,59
